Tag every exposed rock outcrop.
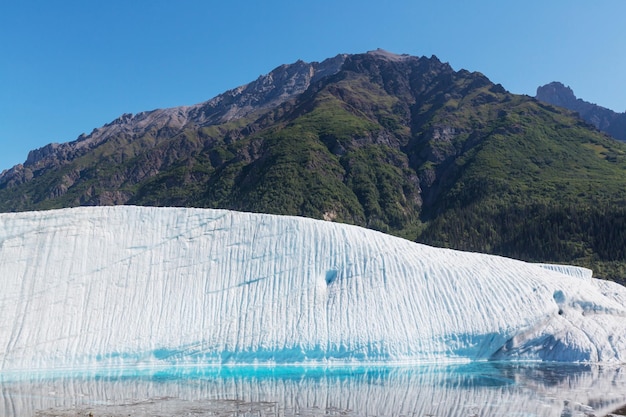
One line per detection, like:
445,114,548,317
536,82,626,141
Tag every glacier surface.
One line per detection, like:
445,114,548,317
1,206,625,371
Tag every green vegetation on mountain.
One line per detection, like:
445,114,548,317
1,51,626,283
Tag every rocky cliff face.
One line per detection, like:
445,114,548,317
536,82,626,141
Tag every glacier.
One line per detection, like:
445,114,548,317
1,206,625,371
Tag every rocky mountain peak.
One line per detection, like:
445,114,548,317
536,82,578,109
190,53,347,124
366,48,413,62
536,82,626,141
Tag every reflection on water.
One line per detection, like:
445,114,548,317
1,363,625,417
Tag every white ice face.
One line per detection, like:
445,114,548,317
0,206,625,371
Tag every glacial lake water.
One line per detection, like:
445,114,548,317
2,363,626,417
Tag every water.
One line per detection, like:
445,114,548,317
1,363,625,417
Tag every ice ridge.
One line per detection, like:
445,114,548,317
0,206,625,371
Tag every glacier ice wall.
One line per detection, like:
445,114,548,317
1,206,625,370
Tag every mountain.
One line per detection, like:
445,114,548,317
1,50,626,281
1,206,625,371
536,81,626,141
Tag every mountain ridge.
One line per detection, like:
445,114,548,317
2,53,348,183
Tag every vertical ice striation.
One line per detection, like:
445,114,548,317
0,206,625,371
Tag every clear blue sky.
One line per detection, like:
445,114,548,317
1,0,625,172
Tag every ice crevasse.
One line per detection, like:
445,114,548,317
0,206,625,371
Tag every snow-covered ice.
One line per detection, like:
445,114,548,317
0,206,625,371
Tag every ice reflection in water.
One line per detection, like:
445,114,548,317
1,363,625,417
